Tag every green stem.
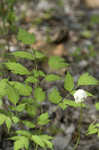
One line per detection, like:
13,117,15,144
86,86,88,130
35,144,38,150
73,103,83,150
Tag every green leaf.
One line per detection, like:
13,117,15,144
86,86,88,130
25,76,38,84
37,112,50,126
45,74,61,82
14,136,29,150
95,103,99,110
58,102,68,110
12,116,20,124
34,51,46,60
33,70,45,78
23,121,35,129
78,73,99,86
87,123,98,135
26,104,37,117
86,91,94,97
10,81,32,96
16,130,32,138
34,87,46,102
5,117,12,132
6,84,19,105
15,104,26,112
17,28,36,44
48,88,62,104
64,72,74,92
31,135,45,148
48,56,68,70
12,51,34,60
31,135,53,149
59,99,86,108
0,114,6,126
40,135,53,149
0,79,7,97
5,62,30,75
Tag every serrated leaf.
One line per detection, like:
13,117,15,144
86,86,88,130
23,121,35,129
87,123,98,135
12,51,34,60
48,88,62,104
34,87,46,102
17,28,35,44
41,135,53,149
48,56,68,70
10,81,32,96
78,73,99,86
37,112,49,126
45,74,61,82
14,136,29,150
25,76,38,84
64,72,74,92
0,79,7,97
5,62,30,75
6,84,19,105
31,135,53,149
31,135,45,148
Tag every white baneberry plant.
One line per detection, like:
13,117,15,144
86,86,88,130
0,29,99,150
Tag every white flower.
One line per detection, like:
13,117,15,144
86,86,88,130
74,89,87,103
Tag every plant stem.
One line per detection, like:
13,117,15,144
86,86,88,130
35,144,38,150
73,104,83,150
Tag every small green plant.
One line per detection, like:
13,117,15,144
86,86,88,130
0,28,99,150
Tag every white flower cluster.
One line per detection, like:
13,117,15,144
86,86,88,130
74,89,88,103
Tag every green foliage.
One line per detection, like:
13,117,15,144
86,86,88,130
0,79,8,97
64,72,74,92
5,62,30,75
48,56,68,70
11,136,29,150
12,116,20,124
13,104,26,112
95,102,99,110
6,83,19,105
31,135,53,149
34,51,46,60
5,117,12,132
12,51,34,60
48,88,62,104
45,74,61,82
59,99,86,110
23,121,35,129
25,76,38,84
87,123,99,136
37,112,50,126
0,114,7,125
34,87,46,102
78,73,99,86
17,28,36,44
9,81,32,96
